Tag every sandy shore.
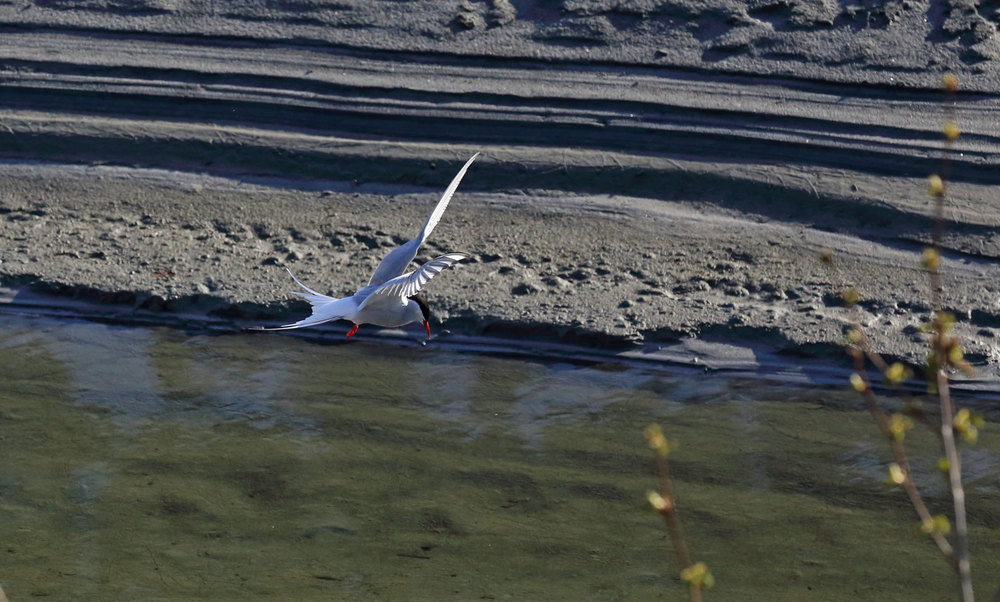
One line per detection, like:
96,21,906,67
1,0,999,387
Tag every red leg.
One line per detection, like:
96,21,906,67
423,320,431,339
345,323,359,340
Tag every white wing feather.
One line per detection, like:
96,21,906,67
360,252,469,309
366,153,479,287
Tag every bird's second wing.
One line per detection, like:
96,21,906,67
364,239,419,291
360,252,469,310
366,153,479,288
415,153,479,248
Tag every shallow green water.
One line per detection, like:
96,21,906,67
0,314,997,601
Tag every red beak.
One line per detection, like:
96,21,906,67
423,320,431,339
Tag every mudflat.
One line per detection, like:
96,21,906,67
1,1,998,385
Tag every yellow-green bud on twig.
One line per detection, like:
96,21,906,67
927,175,944,198
888,413,914,442
644,424,670,457
884,362,911,385
849,373,867,392
948,344,964,367
943,122,960,142
680,562,715,590
942,72,958,92
647,490,672,512
887,463,906,486
934,311,955,335
922,514,951,536
922,247,940,270
954,408,981,444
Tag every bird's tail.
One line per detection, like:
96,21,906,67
284,268,332,306
254,269,354,330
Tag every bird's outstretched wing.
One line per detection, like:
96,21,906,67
366,153,479,288
359,252,469,311
254,268,355,331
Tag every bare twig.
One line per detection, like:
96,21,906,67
645,425,711,601
822,263,953,564
931,72,974,602
822,72,975,600
652,446,693,569
851,348,956,565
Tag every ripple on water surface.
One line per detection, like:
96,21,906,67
0,314,998,600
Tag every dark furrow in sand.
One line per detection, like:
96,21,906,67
3,106,1000,262
2,33,998,184
2,0,1000,90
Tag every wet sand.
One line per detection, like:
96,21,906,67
1,0,999,385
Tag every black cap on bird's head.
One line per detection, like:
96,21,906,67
409,294,431,339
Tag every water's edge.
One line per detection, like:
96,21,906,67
3,285,996,400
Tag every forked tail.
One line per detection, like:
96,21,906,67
254,269,354,331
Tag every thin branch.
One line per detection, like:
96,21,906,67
646,426,708,602
818,72,975,601
932,73,974,602
938,367,973,601
822,261,956,568
850,352,956,566
653,451,695,571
